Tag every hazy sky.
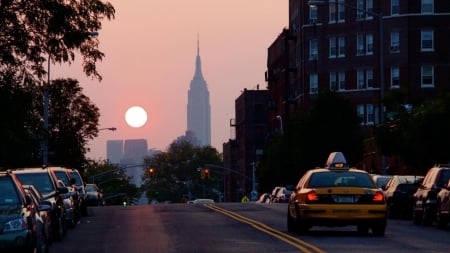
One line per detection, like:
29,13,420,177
53,0,287,160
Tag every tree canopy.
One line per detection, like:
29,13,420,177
0,0,115,83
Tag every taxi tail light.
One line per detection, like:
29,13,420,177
373,191,385,202
306,190,319,202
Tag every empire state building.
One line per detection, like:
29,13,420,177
187,38,211,146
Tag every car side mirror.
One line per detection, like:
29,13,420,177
25,195,33,206
58,186,69,194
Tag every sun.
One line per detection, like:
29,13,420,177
125,106,148,128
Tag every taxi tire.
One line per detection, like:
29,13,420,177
357,224,369,235
371,222,386,236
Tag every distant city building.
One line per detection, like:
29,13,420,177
122,139,148,186
174,130,201,147
187,37,211,146
106,140,124,164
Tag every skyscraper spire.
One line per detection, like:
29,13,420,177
194,33,204,81
187,35,211,147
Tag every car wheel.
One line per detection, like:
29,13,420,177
287,207,296,233
422,205,433,226
357,224,369,235
371,221,386,236
293,207,309,235
437,207,449,229
413,208,423,225
53,217,64,241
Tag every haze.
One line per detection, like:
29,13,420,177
52,0,287,159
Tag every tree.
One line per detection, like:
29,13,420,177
0,0,115,83
142,141,223,203
258,92,364,193
46,78,100,169
0,73,41,167
83,159,140,205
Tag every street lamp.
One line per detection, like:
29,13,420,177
99,127,117,132
42,31,100,166
276,115,283,134
307,1,384,123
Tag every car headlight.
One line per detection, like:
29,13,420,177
3,218,27,232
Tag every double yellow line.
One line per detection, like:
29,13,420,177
205,204,326,253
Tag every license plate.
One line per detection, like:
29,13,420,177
338,196,354,203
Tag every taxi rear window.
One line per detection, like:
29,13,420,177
307,171,375,188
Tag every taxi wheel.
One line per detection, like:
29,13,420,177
357,224,369,235
371,222,386,236
437,208,448,229
287,208,296,233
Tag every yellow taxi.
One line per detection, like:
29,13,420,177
287,152,387,235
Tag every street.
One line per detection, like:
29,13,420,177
50,203,450,253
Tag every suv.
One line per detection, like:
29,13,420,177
68,169,87,216
0,170,38,253
413,164,450,225
51,167,80,227
13,167,68,241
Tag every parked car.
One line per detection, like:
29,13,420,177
273,187,292,203
51,167,80,227
68,169,87,216
256,193,271,204
287,152,387,235
437,179,450,229
269,186,283,203
0,170,40,253
23,184,53,253
413,164,450,226
85,183,103,206
371,174,393,189
383,175,423,219
13,167,68,241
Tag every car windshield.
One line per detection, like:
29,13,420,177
54,171,71,186
308,171,375,188
0,177,20,205
70,171,83,186
15,173,55,195
86,185,97,192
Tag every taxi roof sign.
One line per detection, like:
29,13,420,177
326,152,348,169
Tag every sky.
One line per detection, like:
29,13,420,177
52,0,288,160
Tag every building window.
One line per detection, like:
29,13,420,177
357,104,365,125
356,0,373,19
390,32,400,53
366,34,374,54
329,36,345,58
330,71,345,91
328,0,345,23
338,71,346,90
310,74,318,94
357,69,373,89
358,104,379,125
366,104,375,125
357,33,373,55
421,0,434,14
329,37,337,58
310,39,318,60
366,69,374,88
309,5,318,23
421,65,434,87
391,67,400,88
330,72,337,91
338,37,345,57
391,0,399,15
421,30,434,51
357,70,365,89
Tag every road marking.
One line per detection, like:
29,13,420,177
205,204,326,253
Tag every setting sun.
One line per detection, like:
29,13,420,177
125,106,148,128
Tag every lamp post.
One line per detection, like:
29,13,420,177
42,31,100,166
307,1,384,123
276,115,283,134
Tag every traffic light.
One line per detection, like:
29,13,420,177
204,168,210,179
149,168,155,178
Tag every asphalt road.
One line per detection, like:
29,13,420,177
50,203,450,253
